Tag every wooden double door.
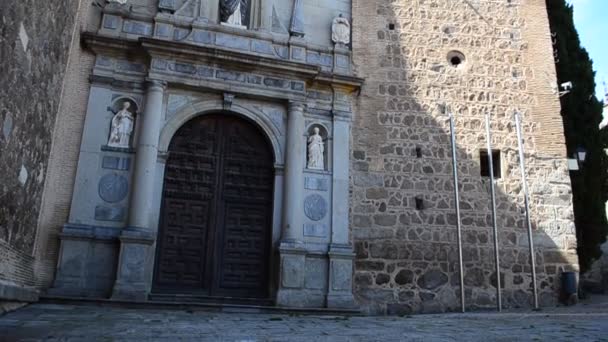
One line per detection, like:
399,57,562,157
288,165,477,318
153,114,275,301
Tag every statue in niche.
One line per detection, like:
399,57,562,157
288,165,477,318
332,14,351,46
220,0,249,28
107,101,135,149
307,127,325,170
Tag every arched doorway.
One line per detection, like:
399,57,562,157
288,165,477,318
153,114,275,301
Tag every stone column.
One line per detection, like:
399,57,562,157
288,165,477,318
327,96,356,309
112,79,166,301
277,100,307,307
281,100,306,243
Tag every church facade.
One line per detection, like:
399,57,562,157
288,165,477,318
1,0,578,315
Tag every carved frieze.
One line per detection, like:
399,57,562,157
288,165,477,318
151,58,306,95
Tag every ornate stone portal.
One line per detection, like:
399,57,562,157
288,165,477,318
52,0,362,311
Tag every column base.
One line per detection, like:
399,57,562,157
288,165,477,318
327,293,357,309
111,227,155,301
327,244,358,309
50,224,120,298
277,289,326,308
276,241,308,307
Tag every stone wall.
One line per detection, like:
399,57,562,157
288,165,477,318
351,0,578,314
0,0,81,295
34,3,100,290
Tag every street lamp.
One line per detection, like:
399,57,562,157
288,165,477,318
576,146,587,163
568,146,587,171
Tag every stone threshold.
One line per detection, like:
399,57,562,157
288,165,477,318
39,295,362,316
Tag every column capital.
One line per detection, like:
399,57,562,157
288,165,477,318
288,100,307,113
145,78,168,91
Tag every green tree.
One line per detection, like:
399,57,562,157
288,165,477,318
546,0,607,272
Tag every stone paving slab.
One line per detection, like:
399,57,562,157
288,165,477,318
1,301,608,342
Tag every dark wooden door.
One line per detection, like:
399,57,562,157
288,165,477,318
153,114,274,300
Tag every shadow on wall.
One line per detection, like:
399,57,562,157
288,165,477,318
350,0,577,315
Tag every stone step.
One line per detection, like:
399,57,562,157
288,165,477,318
148,293,274,307
39,295,362,316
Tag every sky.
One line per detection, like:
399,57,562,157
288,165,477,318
566,0,608,101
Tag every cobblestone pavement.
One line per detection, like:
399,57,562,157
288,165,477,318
1,300,608,342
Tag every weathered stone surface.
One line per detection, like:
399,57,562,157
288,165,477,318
0,0,80,288
375,273,390,286
395,269,414,285
352,0,576,314
417,270,448,290
464,268,485,287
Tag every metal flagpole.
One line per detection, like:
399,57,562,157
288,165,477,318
449,112,466,313
514,112,539,310
485,114,502,312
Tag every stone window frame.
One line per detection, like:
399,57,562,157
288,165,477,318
211,0,262,30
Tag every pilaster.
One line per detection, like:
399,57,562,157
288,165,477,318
277,100,308,307
112,79,166,300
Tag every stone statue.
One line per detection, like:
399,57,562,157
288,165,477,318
332,14,351,46
220,0,249,27
307,127,325,170
108,102,135,148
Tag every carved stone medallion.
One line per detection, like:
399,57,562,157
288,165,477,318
98,173,129,203
304,194,328,221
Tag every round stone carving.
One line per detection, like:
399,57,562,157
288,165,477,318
98,173,129,203
304,194,328,221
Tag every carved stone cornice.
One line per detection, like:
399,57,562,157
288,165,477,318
81,32,365,90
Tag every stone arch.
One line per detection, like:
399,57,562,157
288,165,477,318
159,99,284,165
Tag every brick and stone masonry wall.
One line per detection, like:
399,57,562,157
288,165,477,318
0,0,81,293
351,0,578,314
32,3,99,290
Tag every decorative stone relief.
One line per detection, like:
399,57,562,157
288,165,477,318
95,205,126,222
123,20,153,36
304,223,328,238
166,94,192,118
102,156,131,171
331,260,353,291
307,127,325,170
158,0,176,13
332,14,351,46
151,58,306,94
98,173,129,203
108,101,135,149
304,194,328,221
305,177,328,191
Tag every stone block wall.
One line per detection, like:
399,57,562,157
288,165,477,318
351,0,577,314
0,0,82,297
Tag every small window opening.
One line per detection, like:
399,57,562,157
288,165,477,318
415,146,422,158
415,196,424,210
447,51,466,68
480,149,501,179
388,23,395,30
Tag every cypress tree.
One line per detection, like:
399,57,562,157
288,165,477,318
546,0,607,272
